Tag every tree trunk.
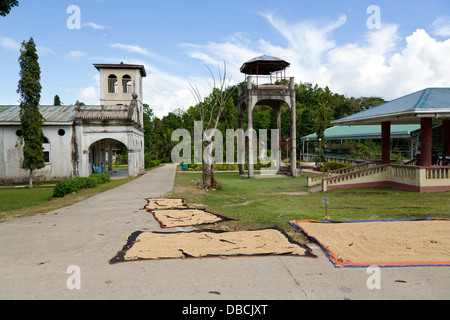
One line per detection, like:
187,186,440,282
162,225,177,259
202,158,212,189
29,170,33,188
202,140,221,190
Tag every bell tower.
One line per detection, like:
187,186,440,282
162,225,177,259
93,62,147,127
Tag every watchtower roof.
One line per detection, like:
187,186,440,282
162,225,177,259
240,55,290,75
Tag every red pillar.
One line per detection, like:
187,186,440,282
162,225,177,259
443,120,450,157
381,121,391,164
420,118,433,167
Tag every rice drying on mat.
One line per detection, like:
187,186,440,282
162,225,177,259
149,208,236,228
109,228,317,264
143,198,188,210
290,218,450,268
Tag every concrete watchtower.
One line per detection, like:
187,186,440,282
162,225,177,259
237,55,298,177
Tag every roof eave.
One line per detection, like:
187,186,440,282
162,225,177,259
332,109,450,126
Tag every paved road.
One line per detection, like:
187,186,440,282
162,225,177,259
0,164,449,300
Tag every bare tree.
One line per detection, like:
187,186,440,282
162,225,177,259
189,61,235,190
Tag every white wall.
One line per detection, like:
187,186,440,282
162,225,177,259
0,124,74,184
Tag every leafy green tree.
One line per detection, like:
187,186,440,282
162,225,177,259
316,102,329,164
0,0,18,17
220,95,237,130
297,106,316,138
53,94,62,106
139,78,386,167
17,37,45,187
333,101,353,120
357,97,386,110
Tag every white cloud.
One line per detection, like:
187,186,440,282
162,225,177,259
110,43,178,66
432,16,450,37
111,43,150,55
80,14,450,117
83,22,107,30
0,37,55,55
180,34,261,83
77,86,99,105
262,13,347,65
180,14,450,103
0,37,20,52
328,28,450,99
37,45,56,55
67,50,87,59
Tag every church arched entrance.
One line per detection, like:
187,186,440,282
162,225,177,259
89,138,129,178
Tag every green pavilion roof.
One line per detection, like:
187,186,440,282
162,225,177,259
301,125,420,141
332,88,450,126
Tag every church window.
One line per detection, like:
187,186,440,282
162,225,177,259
122,75,132,93
58,129,66,136
43,151,50,163
108,75,118,93
43,137,51,164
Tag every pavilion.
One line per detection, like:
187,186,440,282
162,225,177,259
310,87,450,192
300,124,421,162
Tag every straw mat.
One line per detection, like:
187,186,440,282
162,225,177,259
109,228,316,264
143,198,188,210
290,218,450,267
149,208,235,228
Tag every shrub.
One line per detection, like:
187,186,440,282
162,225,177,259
90,173,110,184
147,160,161,168
85,176,99,188
115,153,128,165
213,163,238,171
53,179,78,198
52,173,111,197
321,162,352,172
71,177,88,190
188,163,201,170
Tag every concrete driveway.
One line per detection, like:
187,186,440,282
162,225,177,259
0,164,449,300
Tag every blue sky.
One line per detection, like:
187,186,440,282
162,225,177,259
1,0,450,117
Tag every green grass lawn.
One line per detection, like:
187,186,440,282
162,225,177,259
0,187,54,213
0,177,138,222
171,171,450,239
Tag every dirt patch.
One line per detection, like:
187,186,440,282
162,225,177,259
222,199,264,208
339,191,388,195
278,192,310,196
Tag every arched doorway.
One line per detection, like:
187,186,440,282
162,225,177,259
89,138,129,178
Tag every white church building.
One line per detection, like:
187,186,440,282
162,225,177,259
0,63,147,184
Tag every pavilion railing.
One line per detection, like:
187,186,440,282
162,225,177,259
245,75,290,89
307,161,378,187
322,164,389,191
318,164,450,192
426,166,450,180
